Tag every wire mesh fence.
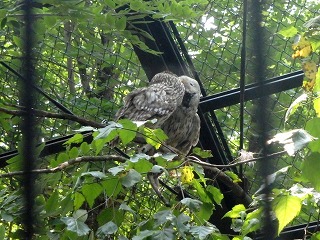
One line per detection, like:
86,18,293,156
0,0,319,239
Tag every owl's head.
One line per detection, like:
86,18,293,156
179,76,201,97
179,76,201,109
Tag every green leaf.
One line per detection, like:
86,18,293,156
95,122,120,140
133,159,153,173
153,228,174,240
130,153,151,163
196,202,215,222
80,142,91,155
132,230,154,240
96,221,118,237
115,16,127,31
314,98,320,117
144,128,168,149
45,190,60,215
272,194,302,235
108,166,125,176
192,147,213,158
81,183,103,208
206,185,224,205
81,171,107,179
117,119,138,145
0,9,7,19
278,26,298,38
189,225,217,240
73,209,88,222
61,216,90,236
0,225,5,240
68,146,79,159
174,213,191,237
74,192,85,210
56,152,69,164
64,133,84,145
301,153,320,191
223,204,246,219
180,198,203,211
225,171,242,183
119,203,135,214
154,210,174,227
121,169,142,188
242,208,262,236
12,36,23,48
306,118,320,152
92,138,107,155
191,180,211,203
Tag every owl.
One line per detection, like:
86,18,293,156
161,76,201,155
115,71,185,128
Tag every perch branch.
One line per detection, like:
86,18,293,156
0,155,127,178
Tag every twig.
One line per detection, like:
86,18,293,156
0,155,126,178
0,106,105,128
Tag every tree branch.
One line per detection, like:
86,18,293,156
0,106,105,128
0,155,126,178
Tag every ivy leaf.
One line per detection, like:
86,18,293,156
96,221,118,238
223,204,246,219
272,194,302,235
285,93,308,122
121,169,142,188
189,225,217,240
81,183,103,208
301,153,320,191
267,129,317,156
153,210,174,227
180,198,203,211
61,216,90,236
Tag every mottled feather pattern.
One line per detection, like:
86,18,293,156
162,76,201,154
115,71,185,127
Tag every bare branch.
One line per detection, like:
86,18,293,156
0,106,104,128
0,155,126,178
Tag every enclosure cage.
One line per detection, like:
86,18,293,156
0,0,319,239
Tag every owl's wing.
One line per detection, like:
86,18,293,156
115,82,185,125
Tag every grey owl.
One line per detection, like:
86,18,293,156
161,76,201,155
115,71,185,128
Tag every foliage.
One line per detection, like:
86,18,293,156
0,0,320,239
